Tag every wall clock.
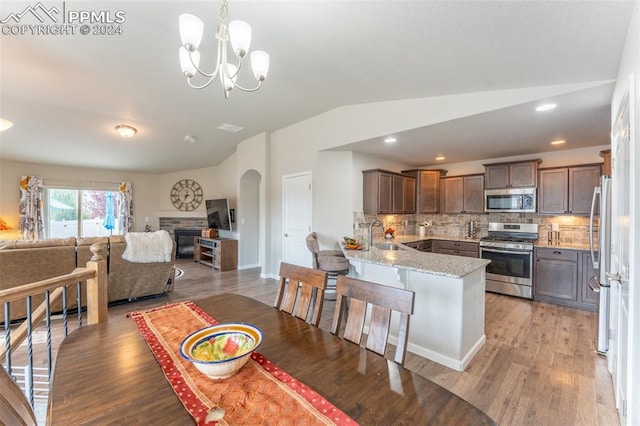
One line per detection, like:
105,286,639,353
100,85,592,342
170,179,203,211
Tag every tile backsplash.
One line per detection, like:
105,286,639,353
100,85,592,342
352,211,594,245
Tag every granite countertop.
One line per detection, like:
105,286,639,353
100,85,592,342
390,234,482,244
534,241,591,250
396,233,590,251
341,237,490,279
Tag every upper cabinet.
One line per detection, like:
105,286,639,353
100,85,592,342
440,174,485,214
363,169,416,215
402,169,447,214
393,173,416,214
484,160,540,189
538,164,602,215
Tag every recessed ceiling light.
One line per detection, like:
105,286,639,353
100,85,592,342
384,137,397,144
435,156,445,161
0,118,14,131
217,123,244,133
535,103,557,112
115,125,137,138
550,139,566,145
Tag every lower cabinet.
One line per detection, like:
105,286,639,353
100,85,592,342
432,240,479,258
533,247,597,311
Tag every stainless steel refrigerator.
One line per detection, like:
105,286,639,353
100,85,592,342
589,175,612,355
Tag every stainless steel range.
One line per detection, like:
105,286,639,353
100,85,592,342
480,222,538,299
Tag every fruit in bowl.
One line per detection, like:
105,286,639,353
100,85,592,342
343,237,361,250
179,323,263,379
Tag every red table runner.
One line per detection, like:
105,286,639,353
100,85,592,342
131,301,357,425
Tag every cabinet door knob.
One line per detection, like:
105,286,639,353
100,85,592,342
553,251,562,254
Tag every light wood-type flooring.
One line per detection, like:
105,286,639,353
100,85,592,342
9,258,620,425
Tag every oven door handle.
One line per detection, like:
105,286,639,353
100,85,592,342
480,247,531,256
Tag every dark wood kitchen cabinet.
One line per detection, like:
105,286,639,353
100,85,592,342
363,169,415,215
538,165,601,215
483,160,540,189
534,248,597,311
393,174,416,214
432,240,479,258
402,169,447,214
441,174,484,214
534,248,578,303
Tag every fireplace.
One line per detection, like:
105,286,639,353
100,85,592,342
173,228,202,259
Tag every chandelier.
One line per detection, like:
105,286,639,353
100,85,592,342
178,0,270,98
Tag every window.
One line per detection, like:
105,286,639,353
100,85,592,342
46,188,121,238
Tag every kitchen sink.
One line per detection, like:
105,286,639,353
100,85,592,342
373,243,401,251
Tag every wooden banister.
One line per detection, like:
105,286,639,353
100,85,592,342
0,243,108,363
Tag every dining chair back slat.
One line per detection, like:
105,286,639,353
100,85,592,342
274,262,328,326
331,276,415,364
0,365,37,426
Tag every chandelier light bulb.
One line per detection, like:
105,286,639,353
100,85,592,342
179,14,204,50
223,63,238,93
229,20,251,57
179,47,200,77
250,51,269,80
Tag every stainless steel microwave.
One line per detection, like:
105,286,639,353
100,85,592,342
485,188,536,213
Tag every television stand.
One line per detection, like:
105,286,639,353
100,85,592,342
194,237,238,271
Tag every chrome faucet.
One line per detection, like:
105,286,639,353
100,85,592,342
368,219,384,250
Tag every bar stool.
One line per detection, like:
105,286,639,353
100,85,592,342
305,232,350,300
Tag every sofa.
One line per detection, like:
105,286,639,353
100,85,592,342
0,235,176,322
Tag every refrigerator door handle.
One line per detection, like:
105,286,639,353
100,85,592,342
606,271,622,282
589,186,600,269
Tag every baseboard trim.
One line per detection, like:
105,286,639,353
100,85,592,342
238,263,260,270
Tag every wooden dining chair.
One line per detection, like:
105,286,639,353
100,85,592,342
274,262,328,326
0,366,37,426
331,276,415,365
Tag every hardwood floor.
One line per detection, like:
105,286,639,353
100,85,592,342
9,259,621,425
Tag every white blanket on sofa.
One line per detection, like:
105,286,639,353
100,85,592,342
123,230,173,263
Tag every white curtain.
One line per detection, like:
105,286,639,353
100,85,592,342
119,181,133,232
19,175,45,240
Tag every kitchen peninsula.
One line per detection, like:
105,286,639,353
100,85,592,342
342,238,490,371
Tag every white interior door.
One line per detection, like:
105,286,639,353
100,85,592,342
282,172,312,267
610,79,631,425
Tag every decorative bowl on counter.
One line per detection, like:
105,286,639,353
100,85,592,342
179,323,263,379
343,236,362,250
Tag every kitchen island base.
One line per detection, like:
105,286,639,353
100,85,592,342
349,260,486,371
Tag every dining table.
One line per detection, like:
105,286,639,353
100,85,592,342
48,293,495,425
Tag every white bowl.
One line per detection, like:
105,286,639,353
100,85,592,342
179,323,263,379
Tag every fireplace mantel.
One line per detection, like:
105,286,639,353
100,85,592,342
156,211,205,218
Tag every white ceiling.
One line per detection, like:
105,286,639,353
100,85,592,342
0,1,634,173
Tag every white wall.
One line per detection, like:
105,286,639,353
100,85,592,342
314,151,354,251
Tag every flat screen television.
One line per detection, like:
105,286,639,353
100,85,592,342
205,198,232,231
